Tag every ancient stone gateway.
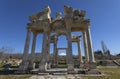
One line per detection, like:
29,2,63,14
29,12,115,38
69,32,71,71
18,6,97,74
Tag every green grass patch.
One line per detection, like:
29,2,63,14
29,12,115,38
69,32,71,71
57,64,67,68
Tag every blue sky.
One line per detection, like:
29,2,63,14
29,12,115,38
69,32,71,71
0,0,120,55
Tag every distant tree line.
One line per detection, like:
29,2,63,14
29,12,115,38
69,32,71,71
0,46,120,60
94,50,120,60
0,47,22,60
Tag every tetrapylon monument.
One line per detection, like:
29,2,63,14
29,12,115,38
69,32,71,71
18,6,97,74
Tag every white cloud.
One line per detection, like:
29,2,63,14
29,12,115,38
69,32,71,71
59,52,66,56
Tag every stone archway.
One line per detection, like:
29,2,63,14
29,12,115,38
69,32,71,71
56,48,68,68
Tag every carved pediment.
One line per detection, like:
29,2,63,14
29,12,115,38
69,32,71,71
29,6,51,23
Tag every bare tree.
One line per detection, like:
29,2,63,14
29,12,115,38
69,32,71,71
0,46,14,60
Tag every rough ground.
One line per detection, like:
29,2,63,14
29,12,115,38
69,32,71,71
27,75,87,79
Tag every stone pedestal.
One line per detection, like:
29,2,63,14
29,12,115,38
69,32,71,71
18,61,29,73
47,62,51,69
87,69,101,74
88,62,96,69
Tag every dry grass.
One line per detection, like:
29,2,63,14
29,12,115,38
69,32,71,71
0,67,120,79
0,75,30,79
87,67,120,79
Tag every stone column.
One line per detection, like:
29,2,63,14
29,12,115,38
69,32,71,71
77,41,83,63
47,35,50,61
86,28,95,62
53,39,58,66
39,29,48,72
19,28,31,72
47,35,51,69
65,18,74,72
82,32,89,62
28,33,37,70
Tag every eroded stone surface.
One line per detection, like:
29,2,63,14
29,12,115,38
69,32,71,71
28,75,85,79
19,5,96,74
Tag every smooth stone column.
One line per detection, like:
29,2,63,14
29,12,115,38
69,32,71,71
77,41,83,63
65,18,74,72
39,29,48,72
86,28,95,62
19,28,31,72
82,32,89,62
28,33,37,70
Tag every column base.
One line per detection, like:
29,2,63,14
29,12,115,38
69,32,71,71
79,62,84,68
39,62,47,72
17,61,29,73
51,63,57,68
28,62,35,70
86,62,101,74
67,64,74,73
47,63,51,69
88,62,96,69
15,70,27,74
86,69,101,74
67,70,78,74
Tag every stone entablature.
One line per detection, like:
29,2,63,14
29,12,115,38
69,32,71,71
27,6,90,34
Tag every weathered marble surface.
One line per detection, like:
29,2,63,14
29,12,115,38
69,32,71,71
19,5,96,74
